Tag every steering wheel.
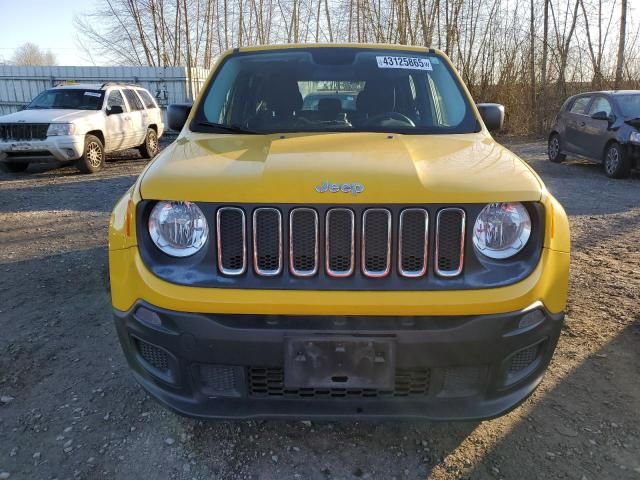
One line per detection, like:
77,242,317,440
364,112,415,127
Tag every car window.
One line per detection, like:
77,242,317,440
195,48,479,134
137,89,157,109
123,89,144,111
107,90,126,111
588,97,612,116
614,94,640,118
569,96,591,115
27,89,104,111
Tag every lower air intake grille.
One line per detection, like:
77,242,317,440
136,339,169,372
248,367,430,398
509,344,541,373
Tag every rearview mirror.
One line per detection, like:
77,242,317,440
107,105,124,115
167,103,192,131
591,111,614,123
477,103,505,132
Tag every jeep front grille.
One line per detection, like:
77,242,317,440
211,206,465,279
0,123,49,141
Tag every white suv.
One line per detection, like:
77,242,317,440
0,83,164,173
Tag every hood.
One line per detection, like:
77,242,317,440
624,117,640,128
140,132,543,204
0,109,100,124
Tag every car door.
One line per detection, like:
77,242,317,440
104,89,129,152
563,95,592,155
122,89,146,147
136,89,160,132
583,95,614,160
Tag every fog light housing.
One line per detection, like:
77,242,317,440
135,306,162,327
519,309,545,329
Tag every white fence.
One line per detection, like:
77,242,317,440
0,65,210,116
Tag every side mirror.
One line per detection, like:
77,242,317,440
107,105,124,115
19,105,28,111
591,111,615,123
167,103,192,131
477,103,505,132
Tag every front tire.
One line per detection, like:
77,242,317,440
76,135,105,174
603,142,630,179
548,134,566,163
139,128,159,159
1,161,29,173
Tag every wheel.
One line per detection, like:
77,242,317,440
548,134,565,163
76,135,105,174
1,161,29,173
138,128,159,159
603,142,631,179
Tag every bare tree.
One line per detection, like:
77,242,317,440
11,42,57,66
615,0,627,88
74,0,640,134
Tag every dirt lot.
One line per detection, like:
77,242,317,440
0,139,638,480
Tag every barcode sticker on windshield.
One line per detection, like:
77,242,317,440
84,92,101,97
376,56,433,71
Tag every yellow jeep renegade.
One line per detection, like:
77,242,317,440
109,44,570,420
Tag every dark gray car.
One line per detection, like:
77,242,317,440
548,90,640,178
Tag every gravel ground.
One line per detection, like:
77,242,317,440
0,138,639,480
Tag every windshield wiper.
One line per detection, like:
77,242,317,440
196,121,261,135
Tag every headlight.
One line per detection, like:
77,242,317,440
47,123,76,136
148,201,209,257
472,202,531,259
630,131,640,144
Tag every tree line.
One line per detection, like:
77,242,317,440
75,0,639,134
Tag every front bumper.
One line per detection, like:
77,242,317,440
114,302,564,420
0,135,84,162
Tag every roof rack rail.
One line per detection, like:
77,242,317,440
100,82,141,88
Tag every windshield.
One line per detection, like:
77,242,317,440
615,94,640,118
27,89,105,110
192,48,479,134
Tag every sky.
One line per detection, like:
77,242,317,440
0,0,91,65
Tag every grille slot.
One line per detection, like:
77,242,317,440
198,363,236,394
0,123,49,141
136,339,169,372
398,208,429,277
509,344,540,373
217,207,247,275
289,208,319,277
435,208,465,277
361,209,392,277
325,208,355,277
253,208,282,276
249,367,430,398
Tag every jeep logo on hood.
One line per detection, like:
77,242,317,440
315,181,365,195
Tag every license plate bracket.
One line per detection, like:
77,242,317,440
284,336,395,390
11,142,32,151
